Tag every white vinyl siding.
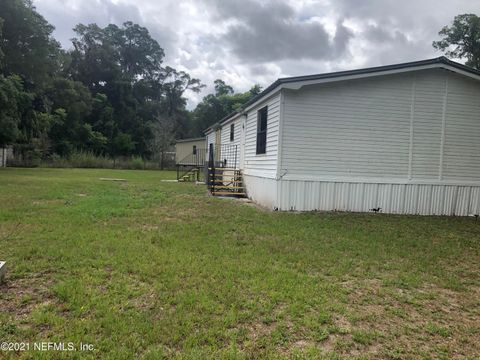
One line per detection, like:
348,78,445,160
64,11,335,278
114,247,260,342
220,116,241,168
206,131,215,150
282,72,413,179
243,93,281,178
281,68,480,183
443,74,480,181
410,70,445,179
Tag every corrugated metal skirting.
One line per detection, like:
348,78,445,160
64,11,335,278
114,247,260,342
276,180,480,216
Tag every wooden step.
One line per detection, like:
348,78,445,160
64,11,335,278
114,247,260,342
210,180,243,183
208,167,240,171
212,191,246,196
209,174,243,178
211,186,244,190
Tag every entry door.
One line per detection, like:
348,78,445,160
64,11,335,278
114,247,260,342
239,115,246,169
215,129,221,163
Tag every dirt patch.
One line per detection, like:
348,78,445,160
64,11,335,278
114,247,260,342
0,271,58,333
141,224,160,231
338,278,480,358
31,199,64,206
245,321,276,341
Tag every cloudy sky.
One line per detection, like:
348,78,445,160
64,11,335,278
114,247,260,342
33,0,480,108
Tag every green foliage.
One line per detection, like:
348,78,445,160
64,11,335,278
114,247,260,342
130,156,145,170
192,80,262,136
433,14,480,69
67,22,203,159
112,132,136,157
0,1,204,163
0,18,4,64
0,75,22,146
45,78,94,155
36,151,163,169
214,79,234,96
0,0,61,90
67,150,111,168
0,0,267,164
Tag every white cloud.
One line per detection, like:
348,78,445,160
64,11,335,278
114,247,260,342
33,0,480,109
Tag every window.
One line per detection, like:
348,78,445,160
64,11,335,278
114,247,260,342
256,106,268,154
192,145,197,155
230,123,235,142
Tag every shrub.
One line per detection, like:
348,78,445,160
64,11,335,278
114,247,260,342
8,149,168,170
130,157,144,170
68,151,112,168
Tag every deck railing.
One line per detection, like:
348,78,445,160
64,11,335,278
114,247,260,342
176,148,206,181
207,143,239,191
176,149,206,167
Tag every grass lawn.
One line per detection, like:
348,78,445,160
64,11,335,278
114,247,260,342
0,168,479,359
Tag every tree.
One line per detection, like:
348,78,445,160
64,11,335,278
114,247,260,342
69,23,121,91
111,132,135,158
433,14,480,69
68,22,203,159
69,22,165,89
45,78,93,155
0,0,61,90
191,81,262,136
1,2,204,161
0,18,4,65
0,75,23,146
89,93,115,143
107,22,165,80
161,66,204,117
149,115,176,169
214,79,234,96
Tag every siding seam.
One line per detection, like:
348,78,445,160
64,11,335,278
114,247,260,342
408,75,416,179
276,90,285,179
439,73,449,180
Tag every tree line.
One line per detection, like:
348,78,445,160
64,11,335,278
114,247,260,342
0,0,261,164
0,0,479,164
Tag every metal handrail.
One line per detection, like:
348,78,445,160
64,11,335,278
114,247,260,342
176,148,207,166
207,143,239,193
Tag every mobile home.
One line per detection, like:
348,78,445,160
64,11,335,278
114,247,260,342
205,57,480,215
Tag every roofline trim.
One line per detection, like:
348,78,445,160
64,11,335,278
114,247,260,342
203,57,480,133
175,137,205,143
280,63,480,91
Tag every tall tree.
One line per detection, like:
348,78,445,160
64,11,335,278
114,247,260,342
0,1,204,161
214,79,234,96
162,66,204,117
0,0,61,90
107,22,165,81
45,78,95,155
0,75,23,146
433,14,480,69
68,22,203,158
0,18,4,65
192,81,262,136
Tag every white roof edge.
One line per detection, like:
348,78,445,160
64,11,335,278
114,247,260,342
219,112,242,126
207,62,480,132
282,63,480,90
242,87,282,113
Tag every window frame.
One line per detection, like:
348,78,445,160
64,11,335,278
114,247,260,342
230,123,235,142
192,145,197,155
256,106,268,155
